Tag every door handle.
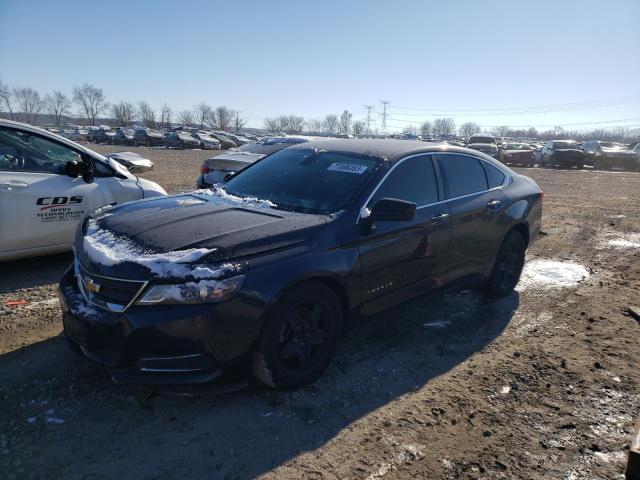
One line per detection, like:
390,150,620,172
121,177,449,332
431,212,450,224
487,200,501,210
0,181,29,190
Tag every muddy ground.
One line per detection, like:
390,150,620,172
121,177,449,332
0,146,639,479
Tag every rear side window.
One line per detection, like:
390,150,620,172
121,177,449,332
482,162,506,188
439,154,488,198
369,155,438,207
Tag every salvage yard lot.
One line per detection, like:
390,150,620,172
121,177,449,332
1,146,639,479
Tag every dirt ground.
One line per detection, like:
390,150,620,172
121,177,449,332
0,146,639,480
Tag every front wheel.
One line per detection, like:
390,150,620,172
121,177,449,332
253,283,342,389
484,230,526,296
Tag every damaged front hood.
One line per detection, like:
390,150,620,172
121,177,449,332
77,193,329,277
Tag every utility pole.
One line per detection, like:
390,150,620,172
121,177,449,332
380,101,390,134
364,105,374,134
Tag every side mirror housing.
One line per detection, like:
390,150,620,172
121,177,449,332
369,197,416,222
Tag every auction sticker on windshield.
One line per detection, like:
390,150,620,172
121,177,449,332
327,163,369,174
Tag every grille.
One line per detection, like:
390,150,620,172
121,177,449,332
78,264,147,312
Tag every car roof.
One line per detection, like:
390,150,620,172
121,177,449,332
286,138,501,163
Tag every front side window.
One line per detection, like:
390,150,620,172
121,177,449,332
369,155,438,207
0,127,82,173
439,154,488,198
225,149,380,214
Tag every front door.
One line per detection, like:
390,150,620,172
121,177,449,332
0,127,116,255
358,154,451,313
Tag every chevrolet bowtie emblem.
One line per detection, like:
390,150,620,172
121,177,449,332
83,276,101,294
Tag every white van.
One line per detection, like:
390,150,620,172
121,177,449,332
0,120,167,261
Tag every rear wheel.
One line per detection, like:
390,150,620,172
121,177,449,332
484,230,526,296
253,283,342,389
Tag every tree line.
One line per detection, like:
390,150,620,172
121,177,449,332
0,79,247,132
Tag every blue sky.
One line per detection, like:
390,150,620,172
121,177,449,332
1,0,639,131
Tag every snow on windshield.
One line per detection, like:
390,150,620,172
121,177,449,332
83,218,235,278
193,184,276,208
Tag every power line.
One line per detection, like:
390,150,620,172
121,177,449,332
389,95,640,117
364,105,375,134
379,101,390,133
386,116,640,128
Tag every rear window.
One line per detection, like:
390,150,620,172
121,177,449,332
469,136,495,144
439,154,488,198
553,141,577,149
482,162,506,188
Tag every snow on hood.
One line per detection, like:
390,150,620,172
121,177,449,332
83,218,237,278
192,184,276,208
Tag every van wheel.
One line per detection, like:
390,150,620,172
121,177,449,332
484,230,526,297
253,283,342,389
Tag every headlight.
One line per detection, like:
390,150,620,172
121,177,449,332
136,275,245,305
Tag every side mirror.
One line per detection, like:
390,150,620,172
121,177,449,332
64,160,82,178
369,197,416,222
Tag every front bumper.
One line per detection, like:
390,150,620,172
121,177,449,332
59,266,264,385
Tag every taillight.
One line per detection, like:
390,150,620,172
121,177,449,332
200,164,210,174
540,190,544,203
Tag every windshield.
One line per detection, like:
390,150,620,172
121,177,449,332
224,149,380,214
469,136,495,144
553,141,577,149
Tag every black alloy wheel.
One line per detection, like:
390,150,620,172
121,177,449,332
253,283,342,389
485,231,526,296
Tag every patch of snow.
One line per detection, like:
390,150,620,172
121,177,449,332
608,214,626,219
608,239,640,248
27,417,36,424
45,417,64,425
518,260,589,290
176,198,206,207
83,218,233,279
501,386,511,394
25,298,59,309
192,185,276,208
612,376,621,383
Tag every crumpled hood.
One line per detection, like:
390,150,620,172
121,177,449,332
77,194,330,275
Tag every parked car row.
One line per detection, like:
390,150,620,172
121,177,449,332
54,126,263,150
463,135,640,171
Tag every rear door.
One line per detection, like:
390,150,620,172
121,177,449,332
0,127,120,255
435,153,507,283
358,154,451,311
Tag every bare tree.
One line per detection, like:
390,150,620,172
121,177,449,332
13,87,43,124
160,104,172,128
306,118,323,134
420,121,432,136
233,111,247,133
112,101,136,127
138,101,156,128
496,125,511,137
338,110,352,135
194,102,211,129
459,122,481,139
433,117,456,137
44,91,71,126
72,84,108,126
208,106,233,131
280,115,305,134
323,114,339,134
0,79,14,120
177,110,194,127
263,117,282,133
352,120,366,136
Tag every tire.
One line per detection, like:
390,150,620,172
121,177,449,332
134,140,139,147
253,282,343,389
484,230,526,297
179,141,185,149
146,139,152,147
